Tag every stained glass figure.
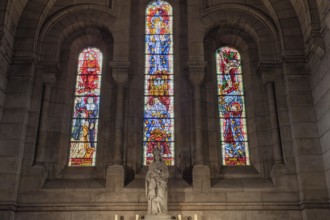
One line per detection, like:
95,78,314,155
216,47,250,166
69,48,103,166
144,0,174,166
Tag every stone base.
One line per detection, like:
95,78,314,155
144,214,172,220
106,165,124,191
193,164,210,192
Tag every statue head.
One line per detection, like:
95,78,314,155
153,148,162,162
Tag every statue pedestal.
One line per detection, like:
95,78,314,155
144,215,172,220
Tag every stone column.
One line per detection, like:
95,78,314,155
187,61,210,192
259,64,284,166
265,82,284,164
106,61,129,191
187,61,206,165
111,61,129,165
35,73,56,165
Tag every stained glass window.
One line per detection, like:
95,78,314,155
68,47,103,166
216,47,250,166
143,0,174,166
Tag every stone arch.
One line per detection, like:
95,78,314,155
0,0,29,34
35,25,115,177
37,5,116,64
286,0,324,56
261,0,305,57
203,23,273,175
188,3,281,62
13,0,57,59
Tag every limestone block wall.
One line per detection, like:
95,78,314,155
310,4,330,199
0,0,330,220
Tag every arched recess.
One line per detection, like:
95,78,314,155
191,3,286,177
13,1,130,62
188,3,281,63
30,7,115,179
37,5,116,64
203,23,278,176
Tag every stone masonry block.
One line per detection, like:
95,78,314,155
193,164,210,193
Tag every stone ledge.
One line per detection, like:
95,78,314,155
43,178,105,189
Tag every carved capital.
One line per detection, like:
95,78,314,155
257,61,282,84
36,62,60,84
42,74,56,85
186,61,207,86
283,62,308,76
110,61,130,86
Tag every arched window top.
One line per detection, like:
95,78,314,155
69,47,103,167
216,47,241,65
146,0,172,16
146,0,173,35
78,48,103,66
216,46,250,166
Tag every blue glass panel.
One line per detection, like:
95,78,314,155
146,55,173,75
146,35,172,55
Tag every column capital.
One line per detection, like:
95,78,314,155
36,62,60,83
36,61,60,71
257,61,282,84
110,61,130,86
186,61,207,86
42,74,56,85
282,61,308,76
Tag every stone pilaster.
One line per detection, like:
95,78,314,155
34,64,57,165
107,62,129,192
0,59,35,205
106,164,125,192
110,61,130,165
187,61,206,165
187,61,210,192
258,62,284,166
283,61,330,218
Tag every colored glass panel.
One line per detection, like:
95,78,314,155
216,47,250,166
69,47,103,167
144,0,174,166
145,35,173,55
145,75,174,96
146,55,174,75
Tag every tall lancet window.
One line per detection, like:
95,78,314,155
143,0,174,166
216,47,250,166
69,47,103,166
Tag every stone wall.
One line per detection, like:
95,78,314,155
0,0,330,220
309,2,330,199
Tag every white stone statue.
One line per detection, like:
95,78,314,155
145,149,169,216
